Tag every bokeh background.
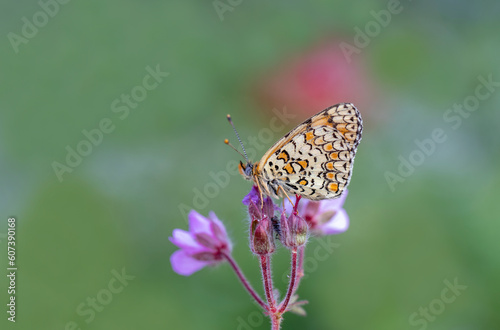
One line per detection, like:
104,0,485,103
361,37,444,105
1,1,499,329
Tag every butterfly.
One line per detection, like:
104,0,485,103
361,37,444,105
226,103,363,202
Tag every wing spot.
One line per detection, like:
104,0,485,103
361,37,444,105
312,117,330,127
336,123,348,135
283,163,295,174
278,150,290,163
305,131,314,142
297,160,309,170
345,132,355,141
328,182,339,192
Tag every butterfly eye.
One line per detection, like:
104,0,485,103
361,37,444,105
245,165,253,177
238,161,254,180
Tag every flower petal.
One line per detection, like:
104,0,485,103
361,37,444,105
169,229,206,253
188,210,211,234
208,211,229,241
247,199,262,222
242,186,260,206
262,196,275,219
320,209,349,235
170,250,211,276
318,189,348,213
303,200,320,218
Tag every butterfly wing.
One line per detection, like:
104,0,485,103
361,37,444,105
257,103,363,200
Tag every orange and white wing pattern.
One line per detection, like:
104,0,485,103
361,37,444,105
256,103,363,200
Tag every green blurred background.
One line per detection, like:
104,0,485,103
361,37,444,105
1,1,499,329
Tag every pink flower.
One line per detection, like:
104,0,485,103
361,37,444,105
170,210,232,276
285,190,349,236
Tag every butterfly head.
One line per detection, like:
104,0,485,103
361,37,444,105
238,161,254,180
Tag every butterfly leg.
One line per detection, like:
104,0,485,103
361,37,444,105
255,182,265,210
277,185,295,209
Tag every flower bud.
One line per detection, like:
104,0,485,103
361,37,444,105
280,210,308,249
248,199,262,222
280,211,292,247
250,216,275,255
294,215,308,246
262,196,275,219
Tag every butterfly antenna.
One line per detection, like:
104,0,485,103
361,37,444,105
226,114,249,162
224,139,247,160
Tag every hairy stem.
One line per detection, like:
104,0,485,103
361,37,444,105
260,255,276,313
293,245,305,294
279,248,298,314
271,313,282,330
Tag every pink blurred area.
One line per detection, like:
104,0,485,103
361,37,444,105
253,38,377,121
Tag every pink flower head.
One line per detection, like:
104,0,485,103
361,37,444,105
170,210,232,276
285,190,349,236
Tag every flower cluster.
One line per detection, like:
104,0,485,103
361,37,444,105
243,186,312,252
169,186,351,329
170,187,349,275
